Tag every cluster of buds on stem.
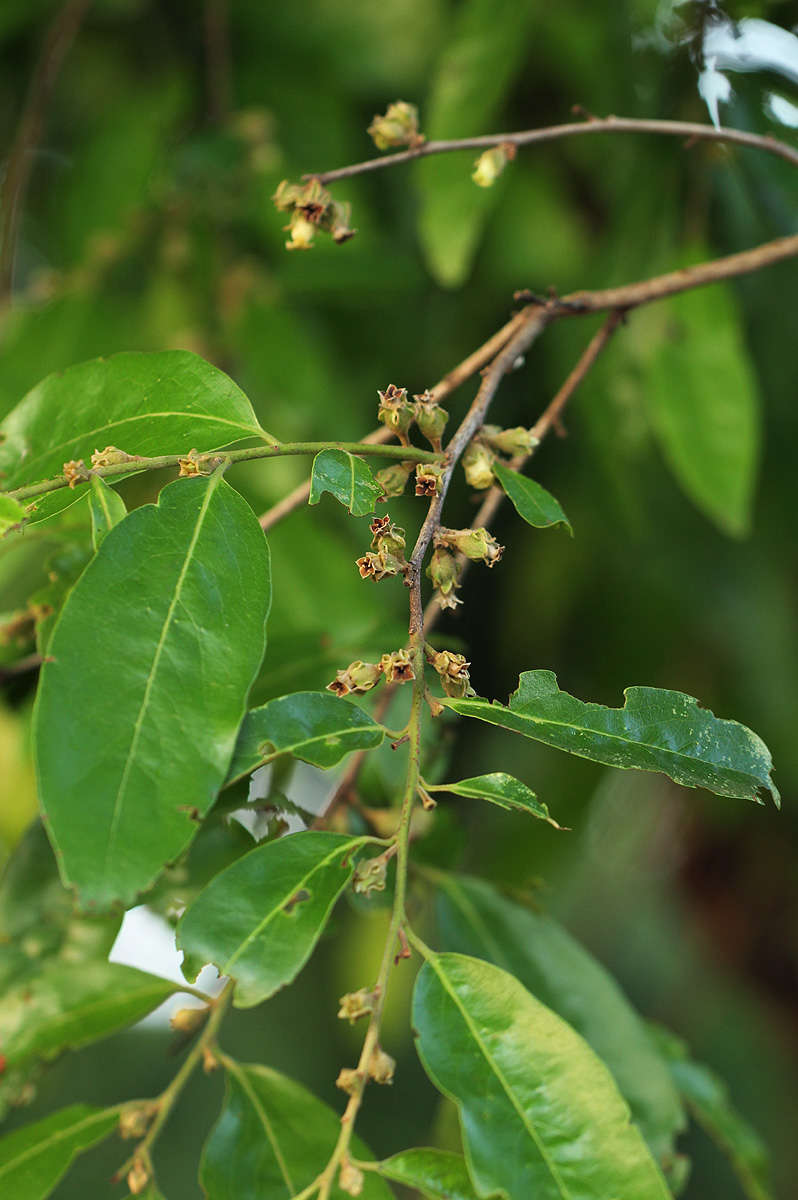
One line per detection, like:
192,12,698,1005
435,526,504,568
367,100,424,151
426,545,462,611
428,648,476,699
327,647,414,698
472,141,516,188
273,178,355,250
356,513,409,583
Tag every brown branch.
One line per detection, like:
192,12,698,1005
0,0,92,300
423,310,624,633
257,308,528,531
306,115,798,186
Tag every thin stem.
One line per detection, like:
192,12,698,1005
306,114,798,185
115,980,235,1181
7,440,440,505
0,0,92,300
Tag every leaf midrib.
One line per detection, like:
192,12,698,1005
226,1062,295,1195
102,474,221,888
425,953,572,1200
0,1108,115,1179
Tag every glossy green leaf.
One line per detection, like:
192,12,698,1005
0,1104,119,1199
0,961,174,1084
378,1148,483,1199
200,1060,391,1199
413,951,670,1200
0,350,266,523
636,258,760,536
88,475,126,550
416,0,533,286
178,831,365,1007
492,462,572,534
308,448,382,516
652,1027,772,1200
435,874,685,1164
444,669,779,805
34,473,271,908
0,494,26,535
226,691,385,783
426,772,562,828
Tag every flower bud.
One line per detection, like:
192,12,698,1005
119,1103,155,1140
62,459,89,489
355,551,402,582
367,101,424,151
462,439,496,489
414,391,449,451
472,142,516,188
425,546,461,606
415,462,444,497
367,1045,396,1085
325,200,356,244
370,515,406,559
353,852,388,895
436,526,503,567
272,179,304,211
91,445,134,469
127,1159,150,1196
482,425,539,457
170,1006,209,1035
285,211,316,251
377,384,416,441
336,1067,361,1096
376,460,414,498
431,649,475,698
379,648,415,684
338,987,379,1024
339,1160,365,1196
327,660,383,697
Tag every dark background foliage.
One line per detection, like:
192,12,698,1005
1,1,796,1197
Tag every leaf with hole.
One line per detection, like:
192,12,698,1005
0,1104,119,1200
34,473,271,908
178,831,366,1007
200,1061,391,1198
226,691,386,783
308,448,382,517
444,669,779,805
492,462,572,534
413,951,671,1200
436,873,685,1165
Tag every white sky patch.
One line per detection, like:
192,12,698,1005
703,16,798,87
765,91,798,128
698,58,734,127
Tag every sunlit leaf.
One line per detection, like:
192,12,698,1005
378,1148,483,1199
0,1104,119,1200
436,874,685,1164
308,448,382,516
492,462,572,534
426,772,562,827
413,951,671,1200
444,669,779,804
199,1061,390,1198
88,475,126,550
179,832,366,1007
34,474,271,908
226,691,386,784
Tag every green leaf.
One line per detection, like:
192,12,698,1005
492,462,572,534
435,874,685,1165
88,475,126,551
0,961,174,1078
652,1027,773,1200
226,691,386,784
178,831,365,1007
0,494,26,536
0,350,266,523
635,258,760,537
199,1061,391,1198
426,773,563,828
378,1148,483,1199
0,1104,119,1200
413,951,671,1200
308,449,382,517
34,473,271,908
444,669,779,805
417,0,533,286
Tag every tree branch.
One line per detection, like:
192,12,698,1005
306,114,798,185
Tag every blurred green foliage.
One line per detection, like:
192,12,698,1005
1,1,796,1197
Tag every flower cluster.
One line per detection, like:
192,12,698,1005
355,513,409,583
367,101,424,151
434,526,504,567
273,178,355,251
429,648,475,699
472,141,516,187
327,646,415,698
